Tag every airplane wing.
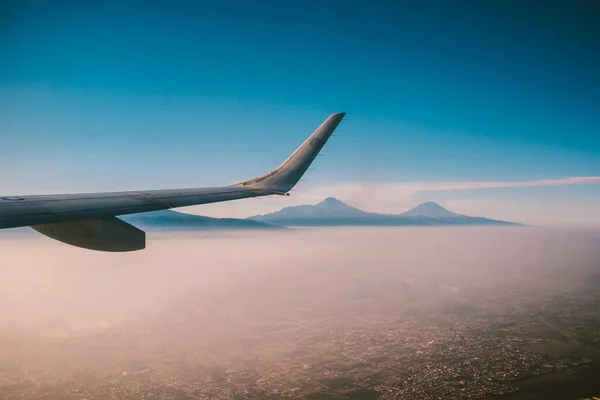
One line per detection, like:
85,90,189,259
0,112,345,251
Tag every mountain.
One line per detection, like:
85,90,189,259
121,209,283,231
399,201,460,218
251,197,376,220
249,198,521,226
0,210,284,235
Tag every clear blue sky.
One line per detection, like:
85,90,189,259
1,0,599,223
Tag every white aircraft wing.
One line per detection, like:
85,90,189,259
0,112,345,251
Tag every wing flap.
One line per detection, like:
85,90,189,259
31,217,145,252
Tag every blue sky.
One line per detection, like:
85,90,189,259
1,0,599,224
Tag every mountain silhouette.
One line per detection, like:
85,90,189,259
249,198,521,226
400,201,460,218
121,209,283,231
0,201,517,235
251,197,376,220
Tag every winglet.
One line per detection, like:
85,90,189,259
237,113,346,192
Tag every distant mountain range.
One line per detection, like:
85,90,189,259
248,198,522,226
4,200,519,234
121,210,283,231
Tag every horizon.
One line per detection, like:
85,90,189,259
183,196,591,228
129,197,559,228
2,1,599,226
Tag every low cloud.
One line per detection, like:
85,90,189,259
410,176,600,193
306,176,600,199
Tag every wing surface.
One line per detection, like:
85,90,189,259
0,113,345,230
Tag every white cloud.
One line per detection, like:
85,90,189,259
410,176,600,192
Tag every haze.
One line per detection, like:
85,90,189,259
2,227,600,399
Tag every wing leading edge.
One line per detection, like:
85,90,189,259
0,113,345,250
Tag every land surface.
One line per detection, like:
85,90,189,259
249,198,521,226
1,227,598,399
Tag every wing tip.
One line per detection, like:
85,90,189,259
236,112,346,191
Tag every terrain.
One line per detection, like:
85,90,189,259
121,209,283,231
249,198,521,226
1,226,599,399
